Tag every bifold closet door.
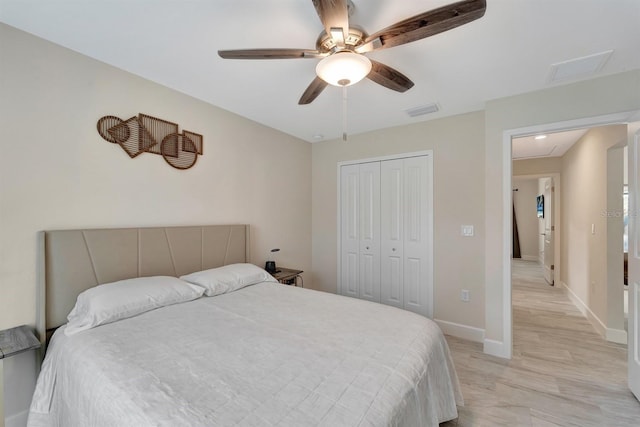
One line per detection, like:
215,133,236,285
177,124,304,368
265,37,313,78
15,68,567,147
380,159,404,309
340,162,380,302
381,156,432,317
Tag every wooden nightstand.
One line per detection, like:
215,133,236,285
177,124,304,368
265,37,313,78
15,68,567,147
271,267,304,287
0,325,40,427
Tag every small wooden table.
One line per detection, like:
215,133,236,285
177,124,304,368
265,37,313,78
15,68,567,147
271,267,304,287
0,325,41,427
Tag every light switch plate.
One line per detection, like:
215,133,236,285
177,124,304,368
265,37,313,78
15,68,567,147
461,225,474,237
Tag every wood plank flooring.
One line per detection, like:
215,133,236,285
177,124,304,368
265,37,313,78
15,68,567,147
440,259,640,426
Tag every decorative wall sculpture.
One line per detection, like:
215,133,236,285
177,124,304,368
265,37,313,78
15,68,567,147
97,114,203,170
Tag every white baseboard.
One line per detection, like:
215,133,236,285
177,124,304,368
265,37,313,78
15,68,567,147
434,319,511,359
521,255,538,262
483,339,510,358
559,280,609,339
606,328,628,344
6,409,28,427
435,319,484,343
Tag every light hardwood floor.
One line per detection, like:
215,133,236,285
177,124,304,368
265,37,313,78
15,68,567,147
441,259,640,426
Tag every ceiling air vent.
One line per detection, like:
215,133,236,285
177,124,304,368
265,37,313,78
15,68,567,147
404,103,439,118
547,50,613,83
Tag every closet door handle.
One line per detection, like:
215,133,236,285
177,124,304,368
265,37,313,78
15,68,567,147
366,246,370,250
392,248,396,252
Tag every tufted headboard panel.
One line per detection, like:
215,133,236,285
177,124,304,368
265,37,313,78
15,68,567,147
36,224,249,344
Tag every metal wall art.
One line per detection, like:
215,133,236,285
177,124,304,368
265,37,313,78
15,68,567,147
97,114,203,170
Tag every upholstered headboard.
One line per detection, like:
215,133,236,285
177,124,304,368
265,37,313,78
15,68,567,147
36,224,250,344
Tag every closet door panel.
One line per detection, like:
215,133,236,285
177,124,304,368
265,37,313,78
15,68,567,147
381,159,403,308
402,156,432,317
340,164,359,298
340,154,432,318
360,252,377,300
404,257,422,312
358,162,381,302
387,256,403,305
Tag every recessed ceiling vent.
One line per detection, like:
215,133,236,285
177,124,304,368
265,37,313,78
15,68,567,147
547,50,613,83
405,103,439,118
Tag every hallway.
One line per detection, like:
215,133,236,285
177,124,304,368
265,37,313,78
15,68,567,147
442,259,640,426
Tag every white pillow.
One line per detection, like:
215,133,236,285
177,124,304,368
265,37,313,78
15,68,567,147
65,276,204,336
180,263,277,296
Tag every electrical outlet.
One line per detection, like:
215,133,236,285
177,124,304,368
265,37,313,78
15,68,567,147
461,289,470,302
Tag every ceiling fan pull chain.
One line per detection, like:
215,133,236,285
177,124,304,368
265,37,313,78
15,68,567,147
342,85,348,142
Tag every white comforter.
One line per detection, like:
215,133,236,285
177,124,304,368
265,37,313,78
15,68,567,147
28,283,462,427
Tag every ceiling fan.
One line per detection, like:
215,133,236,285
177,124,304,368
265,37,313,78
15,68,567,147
218,0,487,105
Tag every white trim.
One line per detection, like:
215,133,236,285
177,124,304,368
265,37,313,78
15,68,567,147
336,150,434,168
502,130,513,359
484,339,508,358
559,280,627,344
560,280,607,337
435,319,484,343
0,359,3,427
607,328,628,345
520,255,539,262
502,111,640,359
425,154,435,318
336,165,342,295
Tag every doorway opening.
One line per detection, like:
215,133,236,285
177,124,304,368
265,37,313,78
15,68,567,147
511,126,628,345
511,174,560,285
500,111,639,360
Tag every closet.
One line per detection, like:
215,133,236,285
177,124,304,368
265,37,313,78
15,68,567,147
339,153,433,318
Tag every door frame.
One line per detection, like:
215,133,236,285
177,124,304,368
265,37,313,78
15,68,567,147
500,111,640,360
337,150,434,317
627,125,640,399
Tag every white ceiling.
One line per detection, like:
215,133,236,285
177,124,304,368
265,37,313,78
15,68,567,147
512,129,589,160
1,0,639,143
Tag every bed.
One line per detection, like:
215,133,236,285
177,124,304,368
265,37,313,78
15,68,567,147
28,225,462,426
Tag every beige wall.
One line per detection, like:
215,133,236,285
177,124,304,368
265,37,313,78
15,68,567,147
560,126,626,333
2,22,640,366
0,23,312,331
606,143,625,336
312,111,486,333
513,157,562,176
484,70,640,355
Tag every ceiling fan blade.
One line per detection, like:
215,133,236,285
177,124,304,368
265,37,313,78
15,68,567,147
299,76,329,105
367,60,414,93
312,0,350,44
218,49,325,59
364,0,486,51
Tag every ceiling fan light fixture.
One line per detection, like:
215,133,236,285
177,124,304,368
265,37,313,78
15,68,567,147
316,51,372,87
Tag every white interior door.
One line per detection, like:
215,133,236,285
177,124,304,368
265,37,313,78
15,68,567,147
543,178,555,285
340,164,359,298
628,126,640,400
380,159,404,309
339,152,433,319
402,156,433,317
358,162,381,302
